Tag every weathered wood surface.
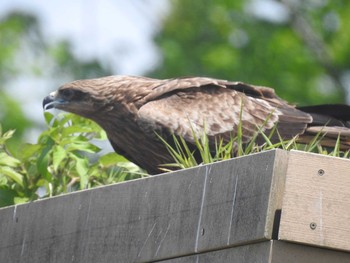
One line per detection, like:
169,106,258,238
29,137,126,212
1,149,349,262
159,240,350,263
279,151,350,252
0,150,287,263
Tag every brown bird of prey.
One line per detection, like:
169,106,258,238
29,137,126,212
43,76,350,174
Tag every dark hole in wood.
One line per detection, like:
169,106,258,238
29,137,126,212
272,209,282,240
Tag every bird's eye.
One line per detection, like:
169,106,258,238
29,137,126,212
59,88,87,101
60,89,75,99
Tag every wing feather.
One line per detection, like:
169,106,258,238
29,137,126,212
136,77,313,145
137,84,308,145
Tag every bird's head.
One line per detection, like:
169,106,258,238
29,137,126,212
43,77,121,119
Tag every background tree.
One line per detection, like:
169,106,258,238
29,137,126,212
150,0,350,105
0,12,143,207
0,12,112,150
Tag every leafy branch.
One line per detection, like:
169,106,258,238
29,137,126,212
0,112,145,207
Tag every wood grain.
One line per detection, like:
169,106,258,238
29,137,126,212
0,150,284,263
279,150,350,252
159,241,350,263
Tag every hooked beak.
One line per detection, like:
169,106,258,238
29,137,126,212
42,91,62,110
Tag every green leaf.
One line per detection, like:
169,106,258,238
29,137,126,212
0,166,23,187
99,152,127,167
65,142,101,153
14,196,30,204
116,162,145,175
52,145,67,172
37,145,52,180
74,157,89,189
75,158,88,176
44,111,55,125
60,135,88,146
0,186,16,207
0,152,21,167
3,129,15,140
0,174,8,185
0,128,15,145
18,143,42,161
62,125,97,136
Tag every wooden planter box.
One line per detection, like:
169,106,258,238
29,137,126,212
0,150,349,262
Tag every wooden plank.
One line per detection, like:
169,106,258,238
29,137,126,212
158,241,272,263
270,241,350,263
279,150,350,252
0,150,285,263
195,149,288,251
158,241,350,263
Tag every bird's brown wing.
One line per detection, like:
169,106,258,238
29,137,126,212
137,77,312,144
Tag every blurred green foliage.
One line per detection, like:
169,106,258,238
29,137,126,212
0,13,34,143
150,0,350,105
0,12,112,149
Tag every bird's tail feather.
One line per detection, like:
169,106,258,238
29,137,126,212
297,104,350,127
297,104,350,149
